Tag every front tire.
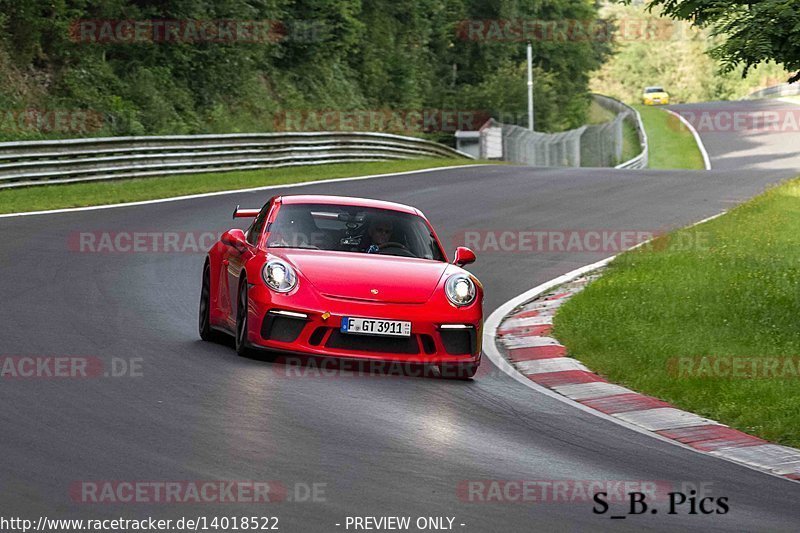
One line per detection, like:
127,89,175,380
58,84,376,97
199,262,221,342
235,277,253,357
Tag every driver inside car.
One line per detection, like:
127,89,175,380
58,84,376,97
362,217,395,253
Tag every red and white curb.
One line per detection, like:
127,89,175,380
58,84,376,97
483,257,800,483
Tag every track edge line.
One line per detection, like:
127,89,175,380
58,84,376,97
483,210,800,484
0,163,493,219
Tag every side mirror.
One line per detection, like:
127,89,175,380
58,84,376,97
453,246,476,267
221,229,248,252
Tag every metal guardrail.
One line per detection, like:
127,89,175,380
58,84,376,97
591,94,648,170
745,83,800,100
0,132,472,189
484,119,585,167
476,94,648,169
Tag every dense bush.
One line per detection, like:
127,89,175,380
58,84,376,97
0,0,610,140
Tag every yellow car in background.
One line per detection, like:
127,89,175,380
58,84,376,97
642,86,670,105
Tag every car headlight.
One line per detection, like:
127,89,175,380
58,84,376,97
445,275,476,307
262,260,297,293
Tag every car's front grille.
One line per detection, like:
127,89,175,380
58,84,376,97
325,329,420,354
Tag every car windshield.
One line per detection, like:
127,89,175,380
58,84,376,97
645,87,665,93
265,203,446,261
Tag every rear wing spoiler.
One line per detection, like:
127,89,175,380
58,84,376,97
232,205,260,219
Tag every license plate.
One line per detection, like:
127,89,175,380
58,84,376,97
341,317,411,337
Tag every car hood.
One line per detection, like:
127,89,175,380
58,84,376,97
645,92,669,98
277,249,450,304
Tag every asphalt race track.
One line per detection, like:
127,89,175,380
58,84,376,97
668,98,800,172
2,99,800,531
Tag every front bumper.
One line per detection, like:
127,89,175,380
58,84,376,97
246,284,482,366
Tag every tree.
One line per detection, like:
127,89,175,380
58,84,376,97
0,0,612,138
642,0,800,82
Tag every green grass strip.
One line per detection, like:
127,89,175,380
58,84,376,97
634,104,705,170
0,159,483,215
554,178,800,447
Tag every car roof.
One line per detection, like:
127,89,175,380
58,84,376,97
645,86,665,90
278,195,421,215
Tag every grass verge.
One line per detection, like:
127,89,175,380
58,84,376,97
586,101,641,165
633,104,705,170
621,118,641,164
0,159,483,215
553,178,800,447
587,100,617,124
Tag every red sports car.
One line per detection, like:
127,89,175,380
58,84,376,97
199,195,483,378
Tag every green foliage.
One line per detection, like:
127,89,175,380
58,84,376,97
592,3,791,103
643,0,800,83
0,0,610,139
